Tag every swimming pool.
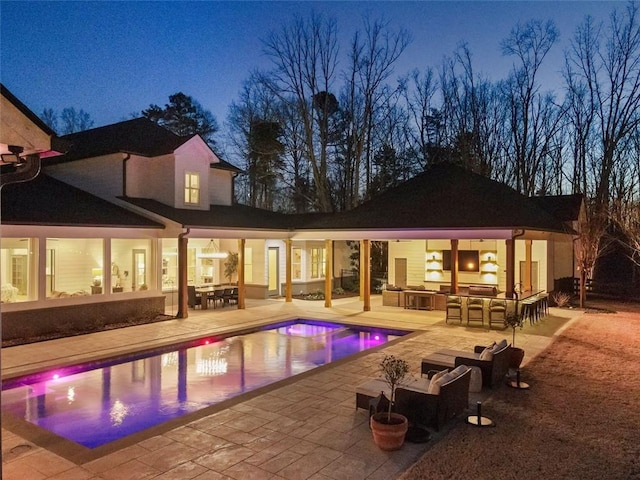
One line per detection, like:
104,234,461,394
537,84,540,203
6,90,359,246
1,319,409,448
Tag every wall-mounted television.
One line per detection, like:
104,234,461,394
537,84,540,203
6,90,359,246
442,250,480,272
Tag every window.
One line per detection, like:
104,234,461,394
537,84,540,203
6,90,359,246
0,237,36,303
161,239,178,291
46,238,103,298
292,247,302,280
111,239,152,292
184,172,200,205
311,247,326,279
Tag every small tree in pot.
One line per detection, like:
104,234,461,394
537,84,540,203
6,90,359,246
370,354,410,450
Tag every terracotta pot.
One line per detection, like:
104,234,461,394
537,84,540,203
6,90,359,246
510,347,525,369
370,412,408,451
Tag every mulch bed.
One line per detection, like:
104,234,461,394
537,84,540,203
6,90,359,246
399,300,640,480
1,314,174,348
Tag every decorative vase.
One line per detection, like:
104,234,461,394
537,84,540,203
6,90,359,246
370,412,408,451
510,347,525,369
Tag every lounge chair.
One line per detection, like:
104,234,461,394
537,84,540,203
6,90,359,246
421,339,511,388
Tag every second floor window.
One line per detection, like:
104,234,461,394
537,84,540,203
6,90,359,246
184,172,200,205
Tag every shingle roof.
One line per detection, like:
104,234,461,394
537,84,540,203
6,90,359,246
123,197,300,230
530,194,583,223
47,117,243,173
50,118,188,162
301,164,574,233
1,174,164,228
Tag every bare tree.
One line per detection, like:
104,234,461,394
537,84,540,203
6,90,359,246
39,107,94,134
338,17,411,208
440,45,509,177
400,67,441,168
566,4,640,215
227,74,285,209
501,19,562,196
40,108,58,132
261,13,339,212
564,3,640,304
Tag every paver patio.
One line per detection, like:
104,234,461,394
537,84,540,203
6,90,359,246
1,296,582,479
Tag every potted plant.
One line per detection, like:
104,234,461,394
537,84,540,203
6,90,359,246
224,252,238,284
370,354,410,451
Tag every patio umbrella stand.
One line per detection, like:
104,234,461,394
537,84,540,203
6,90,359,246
466,401,495,427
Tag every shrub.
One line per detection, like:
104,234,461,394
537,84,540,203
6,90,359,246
552,291,572,308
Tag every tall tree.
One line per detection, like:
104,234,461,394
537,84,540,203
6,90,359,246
564,3,640,305
501,19,562,196
565,3,640,217
142,92,218,146
338,17,411,209
261,13,339,212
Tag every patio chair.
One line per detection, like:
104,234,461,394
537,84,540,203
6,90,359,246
187,285,202,309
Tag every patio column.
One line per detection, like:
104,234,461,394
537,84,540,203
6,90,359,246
324,239,332,308
524,239,533,292
506,238,515,298
362,239,371,311
450,239,459,294
285,239,292,302
176,231,189,319
237,238,245,309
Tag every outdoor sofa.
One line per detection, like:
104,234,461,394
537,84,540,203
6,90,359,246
421,339,511,389
355,365,471,431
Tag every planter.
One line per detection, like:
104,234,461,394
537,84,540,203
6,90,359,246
370,412,408,451
510,347,525,369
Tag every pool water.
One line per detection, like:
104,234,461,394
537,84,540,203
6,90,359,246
1,319,409,448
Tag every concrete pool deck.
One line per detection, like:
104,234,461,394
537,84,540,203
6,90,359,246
1,296,583,480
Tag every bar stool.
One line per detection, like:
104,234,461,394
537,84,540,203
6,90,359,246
446,295,462,324
521,299,535,325
467,297,485,326
538,293,549,318
488,298,507,329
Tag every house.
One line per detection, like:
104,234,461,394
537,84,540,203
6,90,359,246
0,84,582,341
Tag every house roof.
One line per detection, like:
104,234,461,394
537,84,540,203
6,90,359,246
50,117,188,162
1,174,164,228
47,117,242,172
123,197,305,230
126,164,574,236
301,164,574,234
530,193,583,223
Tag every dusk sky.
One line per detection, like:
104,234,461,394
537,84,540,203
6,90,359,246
1,1,617,139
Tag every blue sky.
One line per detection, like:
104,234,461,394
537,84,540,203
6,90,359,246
1,1,617,133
